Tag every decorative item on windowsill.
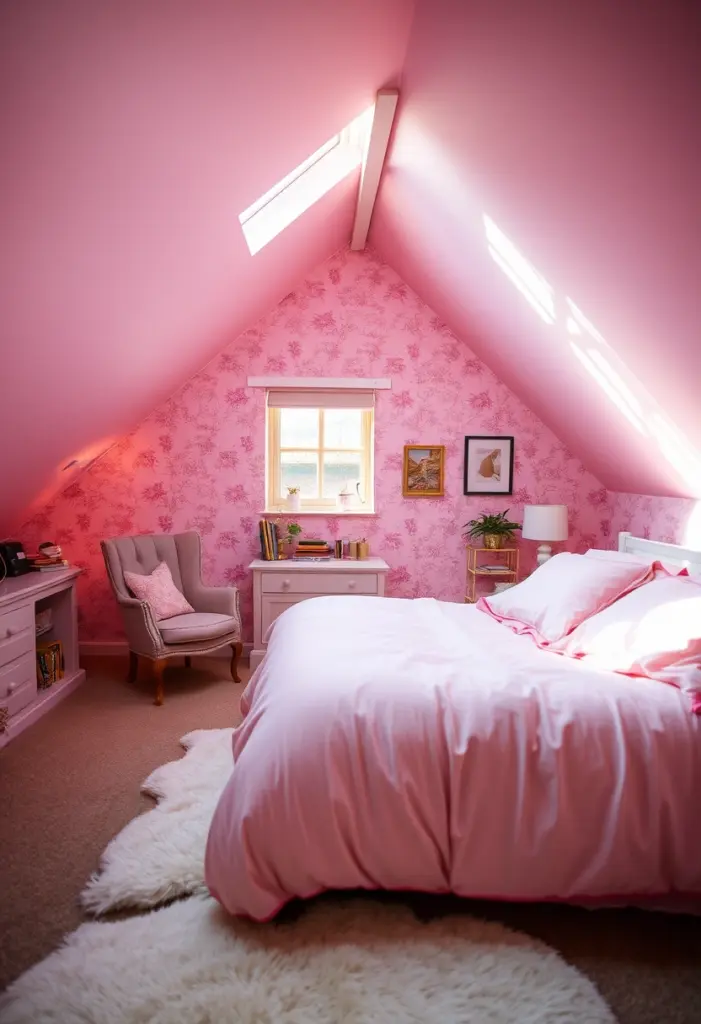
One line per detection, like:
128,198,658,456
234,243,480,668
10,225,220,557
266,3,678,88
337,485,353,512
463,510,521,550
286,487,301,513
521,504,568,565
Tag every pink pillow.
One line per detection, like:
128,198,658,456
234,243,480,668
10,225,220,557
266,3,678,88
123,561,194,621
584,548,689,577
477,552,653,645
551,574,701,714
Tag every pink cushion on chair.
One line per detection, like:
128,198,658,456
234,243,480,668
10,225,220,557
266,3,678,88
159,612,238,644
551,574,701,713
123,561,194,621
477,552,653,645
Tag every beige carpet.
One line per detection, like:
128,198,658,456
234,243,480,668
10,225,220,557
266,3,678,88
1,655,700,1023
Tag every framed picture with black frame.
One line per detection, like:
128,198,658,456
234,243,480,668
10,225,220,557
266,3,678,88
463,436,514,495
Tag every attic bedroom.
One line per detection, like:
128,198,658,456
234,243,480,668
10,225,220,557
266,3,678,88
0,2,700,1022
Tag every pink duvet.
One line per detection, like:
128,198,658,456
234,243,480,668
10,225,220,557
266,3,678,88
205,596,701,920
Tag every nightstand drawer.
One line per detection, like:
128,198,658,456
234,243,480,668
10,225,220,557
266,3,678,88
0,652,36,718
0,603,33,642
261,572,378,596
0,604,34,668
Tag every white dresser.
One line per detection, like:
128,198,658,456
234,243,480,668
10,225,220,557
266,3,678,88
0,569,85,748
249,557,389,670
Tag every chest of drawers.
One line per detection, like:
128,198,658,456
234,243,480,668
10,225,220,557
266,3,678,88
249,557,389,670
0,568,85,748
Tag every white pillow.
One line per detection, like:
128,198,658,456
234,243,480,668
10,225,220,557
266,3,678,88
585,548,688,577
477,552,653,645
551,574,701,714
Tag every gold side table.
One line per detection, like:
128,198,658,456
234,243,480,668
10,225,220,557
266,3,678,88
465,545,519,603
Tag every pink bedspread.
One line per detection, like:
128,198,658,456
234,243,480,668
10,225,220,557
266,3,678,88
205,596,701,920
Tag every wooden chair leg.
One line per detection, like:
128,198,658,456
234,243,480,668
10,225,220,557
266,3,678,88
184,655,192,669
127,651,138,684
153,658,166,706
230,641,243,684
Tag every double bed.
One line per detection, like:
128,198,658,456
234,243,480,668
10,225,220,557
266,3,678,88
205,533,701,920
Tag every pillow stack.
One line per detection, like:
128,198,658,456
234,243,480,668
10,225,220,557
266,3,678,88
477,551,701,714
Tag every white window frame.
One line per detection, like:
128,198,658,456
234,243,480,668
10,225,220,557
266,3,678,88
266,406,374,513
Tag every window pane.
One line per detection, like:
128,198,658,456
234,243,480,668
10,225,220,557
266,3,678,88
281,451,318,497
323,408,362,449
322,451,362,499
280,408,318,448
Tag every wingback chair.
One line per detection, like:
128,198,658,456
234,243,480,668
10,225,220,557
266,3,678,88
101,532,243,706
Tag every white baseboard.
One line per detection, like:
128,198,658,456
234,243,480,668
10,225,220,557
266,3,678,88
80,641,252,658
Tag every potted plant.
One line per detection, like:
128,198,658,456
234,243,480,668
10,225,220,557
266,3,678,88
286,486,301,512
463,509,521,549
281,521,302,556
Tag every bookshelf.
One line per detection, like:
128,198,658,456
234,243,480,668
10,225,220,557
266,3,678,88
0,568,85,748
465,546,519,604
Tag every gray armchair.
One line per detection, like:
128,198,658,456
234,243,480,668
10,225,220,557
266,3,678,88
101,531,243,705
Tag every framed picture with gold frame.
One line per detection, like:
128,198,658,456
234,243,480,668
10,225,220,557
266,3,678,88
402,445,445,497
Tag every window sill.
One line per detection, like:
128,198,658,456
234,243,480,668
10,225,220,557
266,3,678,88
261,509,378,517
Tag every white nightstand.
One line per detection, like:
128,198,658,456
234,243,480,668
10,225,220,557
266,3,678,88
249,557,389,670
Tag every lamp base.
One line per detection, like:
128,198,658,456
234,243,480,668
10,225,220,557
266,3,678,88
535,543,553,566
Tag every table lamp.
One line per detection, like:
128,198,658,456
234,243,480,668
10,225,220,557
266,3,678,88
521,504,568,566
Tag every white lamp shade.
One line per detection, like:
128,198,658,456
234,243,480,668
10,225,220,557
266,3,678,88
521,504,568,542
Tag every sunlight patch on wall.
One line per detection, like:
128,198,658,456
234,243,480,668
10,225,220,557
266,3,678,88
483,217,701,496
683,501,701,548
483,215,555,324
239,106,374,255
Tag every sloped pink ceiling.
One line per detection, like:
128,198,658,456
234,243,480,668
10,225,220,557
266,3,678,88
371,0,701,499
0,0,414,535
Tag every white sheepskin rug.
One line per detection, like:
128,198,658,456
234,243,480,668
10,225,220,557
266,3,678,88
81,728,234,914
0,895,614,1024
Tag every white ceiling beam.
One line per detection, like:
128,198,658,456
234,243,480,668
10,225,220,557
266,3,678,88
350,88,399,251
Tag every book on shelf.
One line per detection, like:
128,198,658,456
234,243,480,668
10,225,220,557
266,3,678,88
475,564,513,572
259,519,281,560
292,555,332,562
36,639,64,689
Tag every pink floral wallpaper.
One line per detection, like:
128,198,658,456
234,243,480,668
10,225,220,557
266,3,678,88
21,248,610,642
608,491,697,547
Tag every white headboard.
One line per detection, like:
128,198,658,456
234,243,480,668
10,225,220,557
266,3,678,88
618,531,701,575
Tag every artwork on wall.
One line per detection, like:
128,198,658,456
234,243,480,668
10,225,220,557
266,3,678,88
403,445,445,497
464,436,514,495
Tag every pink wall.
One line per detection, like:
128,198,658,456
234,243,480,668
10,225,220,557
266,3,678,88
608,492,697,548
371,0,701,499
0,0,413,534
19,249,607,642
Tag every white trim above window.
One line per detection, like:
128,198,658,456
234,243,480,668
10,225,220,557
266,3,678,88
267,389,374,410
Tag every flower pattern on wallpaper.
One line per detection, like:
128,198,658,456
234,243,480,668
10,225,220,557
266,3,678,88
20,248,609,642
608,492,696,547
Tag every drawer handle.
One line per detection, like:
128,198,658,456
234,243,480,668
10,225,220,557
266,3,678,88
348,580,357,589
7,682,17,695
281,579,291,590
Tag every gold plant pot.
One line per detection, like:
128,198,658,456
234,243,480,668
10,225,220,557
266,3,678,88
482,533,506,550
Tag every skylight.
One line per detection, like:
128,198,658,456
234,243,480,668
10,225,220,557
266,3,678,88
239,106,374,255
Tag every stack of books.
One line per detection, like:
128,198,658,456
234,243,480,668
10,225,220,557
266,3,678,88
258,520,281,560
293,538,332,561
36,639,64,689
29,553,70,572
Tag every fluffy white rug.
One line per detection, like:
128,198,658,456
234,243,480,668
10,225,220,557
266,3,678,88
81,728,233,915
1,895,614,1024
